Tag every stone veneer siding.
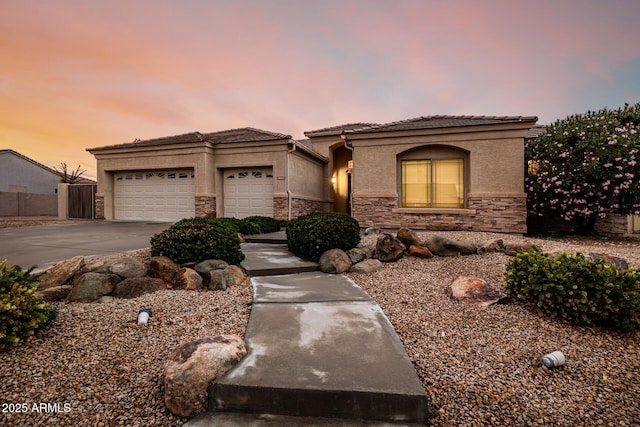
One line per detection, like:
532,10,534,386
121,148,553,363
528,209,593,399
273,196,326,220
352,195,527,233
593,214,629,236
195,196,216,217
95,195,105,220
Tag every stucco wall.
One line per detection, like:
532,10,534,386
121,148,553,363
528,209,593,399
0,192,57,216
0,152,60,194
350,128,525,197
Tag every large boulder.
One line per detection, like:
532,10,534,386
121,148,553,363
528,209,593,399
425,235,477,257
223,265,246,287
171,268,203,291
346,247,368,264
111,277,165,299
447,275,506,306
164,335,247,417
588,252,629,271
349,259,383,274
69,272,121,302
37,256,84,290
374,233,405,262
81,257,147,278
504,242,538,256
397,227,422,248
477,239,506,255
195,259,229,277
409,245,434,258
148,256,179,282
318,249,353,274
38,285,73,302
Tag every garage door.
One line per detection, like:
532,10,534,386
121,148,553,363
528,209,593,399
224,168,274,218
114,170,195,221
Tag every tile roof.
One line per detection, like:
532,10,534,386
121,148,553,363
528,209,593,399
87,127,291,151
304,123,379,136
525,124,547,139
343,115,539,134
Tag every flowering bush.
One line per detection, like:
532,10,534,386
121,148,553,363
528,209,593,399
526,103,640,234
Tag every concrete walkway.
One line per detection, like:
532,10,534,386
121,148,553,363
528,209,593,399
186,235,429,426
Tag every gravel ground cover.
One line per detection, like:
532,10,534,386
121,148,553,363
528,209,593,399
1,231,638,426
0,217,81,228
348,231,640,426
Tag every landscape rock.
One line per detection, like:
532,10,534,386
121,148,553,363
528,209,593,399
98,296,115,304
447,275,507,306
409,245,434,258
374,233,405,262
223,265,246,287
206,268,243,291
364,226,381,235
112,277,165,299
477,239,506,255
588,252,629,270
38,285,73,302
69,272,121,302
195,259,229,277
37,256,84,290
148,256,179,282
397,227,422,248
346,247,368,264
349,259,383,274
110,258,148,278
171,268,203,291
164,335,247,417
318,249,353,274
504,243,538,256
425,235,477,257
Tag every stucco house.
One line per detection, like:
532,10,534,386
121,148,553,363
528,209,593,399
0,149,61,194
88,115,538,233
87,128,327,222
306,115,538,234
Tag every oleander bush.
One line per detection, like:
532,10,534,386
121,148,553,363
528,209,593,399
505,251,640,332
150,217,244,265
1,260,58,351
286,212,360,262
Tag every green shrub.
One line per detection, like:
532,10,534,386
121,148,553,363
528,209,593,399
505,251,640,332
286,212,360,262
150,217,244,265
242,216,281,234
1,260,58,351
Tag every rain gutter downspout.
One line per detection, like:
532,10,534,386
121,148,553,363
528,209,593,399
286,141,297,220
341,133,354,217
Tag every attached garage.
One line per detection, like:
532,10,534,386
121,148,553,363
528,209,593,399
114,170,195,221
223,167,274,218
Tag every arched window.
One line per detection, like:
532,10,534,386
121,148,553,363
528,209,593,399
398,146,468,208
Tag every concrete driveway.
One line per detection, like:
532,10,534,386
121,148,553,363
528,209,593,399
0,221,172,271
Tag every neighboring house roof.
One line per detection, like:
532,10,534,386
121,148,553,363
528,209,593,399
296,138,313,150
342,115,539,134
525,124,547,139
304,123,379,137
0,149,59,176
88,127,292,152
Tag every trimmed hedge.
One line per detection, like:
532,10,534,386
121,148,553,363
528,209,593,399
220,216,281,236
505,250,640,332
1,260,58,351
150,217,244,265
286,212,360,262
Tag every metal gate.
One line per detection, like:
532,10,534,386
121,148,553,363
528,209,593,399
67,184,96,219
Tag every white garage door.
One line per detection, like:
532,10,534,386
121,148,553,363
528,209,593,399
114,170,195,221
224,168,274,218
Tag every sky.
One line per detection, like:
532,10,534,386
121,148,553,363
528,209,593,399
1,0,639,180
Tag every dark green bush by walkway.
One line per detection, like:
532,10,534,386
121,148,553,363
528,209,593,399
1,260,58,351
286,212,360,262
222,216,281,235
150,217,244,265
505,251,640,332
